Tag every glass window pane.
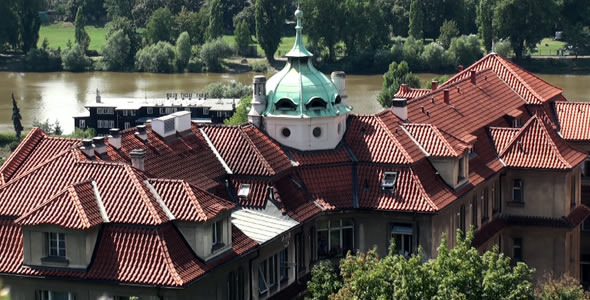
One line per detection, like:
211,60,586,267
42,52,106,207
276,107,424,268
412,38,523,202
330,229,341,256
330,219,341,229
342,228,354,255
342,219,354,227
258,262,267,294
269,255,276,287
52,292,70,300
317,230,329,258
317,220,329,230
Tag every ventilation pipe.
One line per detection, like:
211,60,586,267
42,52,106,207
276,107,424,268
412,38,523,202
392,98,408,121
470,70,477,85
135,125,148,141
130,148,146,171
443,89,450,105
109,128,121,150
93,137,106,155
431,81,438,90
81,139,94,158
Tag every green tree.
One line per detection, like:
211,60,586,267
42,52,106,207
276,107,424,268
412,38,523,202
307,260,342,300
219,0,245,32
208,0,224,40
377,61,420,108
104,0,135,20
447,34,484,66
21,0,42,52
74,6,90,52
341,0,388,56
493,0,558,59
255,0,286,62
176,31,191,71
476,0,497,53
174,7,206,45
409,0,424,40
200,38,233,72
301,0,343,61
105,17,140,69
131,0,166,27
53,120,62,136
145,7,173,44
11,94,23,139
0,0,21,50
234,21,251,56
62,44,92,72
438,20,460,49
560,0,590,57
390,0,411,37
135,41,177,73
310,230,536,299
224,96,252,125
102,29,131,71
233,5,256,35
535,274,590,299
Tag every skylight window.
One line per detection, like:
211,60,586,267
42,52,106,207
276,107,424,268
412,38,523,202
381,172,399,192
238,184,251,198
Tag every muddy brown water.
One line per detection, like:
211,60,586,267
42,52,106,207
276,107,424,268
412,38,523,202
0,71,588,134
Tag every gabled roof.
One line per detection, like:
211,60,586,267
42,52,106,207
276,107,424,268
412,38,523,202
200,124,292,177
554,102,590,141
489,115,587,169
148,178,234,223
15,180,106,229
442,53,562,104
402,124,459,157
394,87,432,100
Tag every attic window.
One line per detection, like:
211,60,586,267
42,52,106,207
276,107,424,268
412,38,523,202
512,117,521,128
238,184,251,198
306,97,327,110
335,95,342,104
276,98,297,111
381,172,398,192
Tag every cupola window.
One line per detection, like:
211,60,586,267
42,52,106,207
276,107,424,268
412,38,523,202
312,127,322,138
306,97,327,110
335,95,342,104
276,98,297,111
282,128,291,138
381,172,398,192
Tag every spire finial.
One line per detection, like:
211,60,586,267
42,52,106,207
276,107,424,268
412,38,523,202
286,4,312,58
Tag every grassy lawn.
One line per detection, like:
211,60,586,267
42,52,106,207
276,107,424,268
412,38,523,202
38,22,107,53
531,38,567,56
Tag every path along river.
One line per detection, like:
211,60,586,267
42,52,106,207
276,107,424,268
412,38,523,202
0,71,589,134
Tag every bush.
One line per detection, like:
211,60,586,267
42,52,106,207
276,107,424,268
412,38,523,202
224,95,252,125
495,40,513,58
390,37,405,63
308,260,342,300
62,44,92,72
8,141,19,151
200,39,233,72
535,274,589,299
102,29,131,71
135,41,177,73
176,32,191,71
23,40,62,72
421,43,454,72
204,81,250,99
377,61,421,108
0,133,19,147
447,34,484,67
249,60,269,73
186,45,204,72
402,37,424,70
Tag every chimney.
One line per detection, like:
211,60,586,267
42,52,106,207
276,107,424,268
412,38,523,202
130,148,146,171
81,139,94,158
135,125,148,141
443,89,450,105
172,111,191,133
458,65,464,72
400,84,409,94
96,89,101,103
431,81,438,91
470,70,477,85
151,115,176,138
108,128,121,150
93,137,106,155
391,98,408,121
331,71,347,103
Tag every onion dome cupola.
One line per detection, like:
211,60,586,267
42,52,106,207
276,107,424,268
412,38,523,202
259,7,352,151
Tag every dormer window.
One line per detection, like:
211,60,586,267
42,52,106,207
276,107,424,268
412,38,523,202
238,184,251,198
381,172,398,192
512,117,520,128
306,97,327,110
212,220,224,250
276,98,297,111
458,156,466,182
335,95,342,104
47,232,66,258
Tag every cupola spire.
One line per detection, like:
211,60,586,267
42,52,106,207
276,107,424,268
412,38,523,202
286,5,313,58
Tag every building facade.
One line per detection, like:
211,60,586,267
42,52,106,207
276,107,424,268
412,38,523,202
1,7,590,300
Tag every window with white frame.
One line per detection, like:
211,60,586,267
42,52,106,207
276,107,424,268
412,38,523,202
159,107,165,114
47,232,66,257
36,290,76,300
122,110,128,116
512,117,521,128
97,107,114,115
258,259,268,295
124,122,131,129
227,267,245,300
279,248,288,282
147,107,153,114
482,188,489,222
381,171,398,192
571,175,577,208
258,253,280,296
78,119,86,128
512,179,523,202
391,224,413,257
317,219,354,258
458,156,466,182
459,204,466,234
238,184,250,198
130,110,136,116
212,220,224,250
492,183,500,213
203,107,209,115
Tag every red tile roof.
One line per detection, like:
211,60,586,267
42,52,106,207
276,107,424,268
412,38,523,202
148,178,234,223
489,115,587,169
298,166,355,209
394,87,432,100
402,124,459,157
554,102,590,141
231,178,270,208
287,145,352,166
15,181,104,229
273,174,321,222
200,125,292,177
442,54,562,104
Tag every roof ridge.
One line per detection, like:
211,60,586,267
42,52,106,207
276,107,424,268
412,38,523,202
155,226,185,286
182,182,208,221
14,184,72,224
239,127,275,175
498,116,538,157
375,115,413,164
123,165,166,224
68,184,91,228
410,167,438,211
410,68,495,104
0,127,46,183
536,115,572,168
500,56,562,97
493,55,545,103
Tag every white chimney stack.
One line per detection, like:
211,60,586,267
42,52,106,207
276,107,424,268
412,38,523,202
130,148,146,171
172,111,191,133
392,98,408,121
152,115,176,138
108,128,121,150
248,75,267,127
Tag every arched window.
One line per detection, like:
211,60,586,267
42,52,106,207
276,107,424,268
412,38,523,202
275,98,297,111
306,97,327,110
335,95,342,104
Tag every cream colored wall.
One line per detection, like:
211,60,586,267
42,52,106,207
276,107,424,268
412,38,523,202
263,114,348,151
431,158,458,187
22,225,99,269
176,211,232,261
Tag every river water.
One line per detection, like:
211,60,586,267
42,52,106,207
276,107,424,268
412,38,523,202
0,71,589,134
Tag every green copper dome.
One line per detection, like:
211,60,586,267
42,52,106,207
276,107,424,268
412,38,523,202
264,8,351,118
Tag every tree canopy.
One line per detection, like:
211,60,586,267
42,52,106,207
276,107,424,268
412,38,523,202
74,6,90,52
377,61,420,108
145,7,174,44
408,0,424,40
255,0,286,62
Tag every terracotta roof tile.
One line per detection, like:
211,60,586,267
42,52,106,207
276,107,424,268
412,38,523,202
298,166,355,209
402,124,459,157
273,175,321,222
201,125,291,176
231,178,270,208
442,54,562,104
287,145,351,166
554,102,590,141
490,115,587,169
149,178,234,222
15,181,104,229
394,88,432,100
